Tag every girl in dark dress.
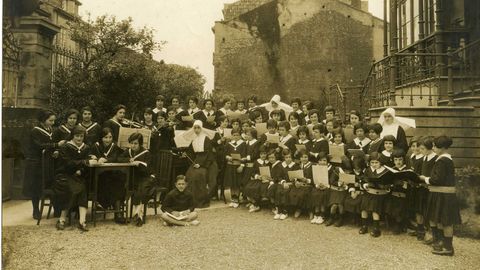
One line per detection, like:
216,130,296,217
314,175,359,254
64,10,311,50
142,107,157,131
213,116,229,200
310,124,329,162
288,149,314,218
379,135,396,168
151,112,175,189
359,152,390,237
54,126,92,231
184,120,218,208
346,123,371,155
273,149,299,221
177,97,200,130
53,109,79,143
224,128,247,208
259,119,280,153
79,106,101,146
421,136,461,256
414,136,437,240
90,128,126,224
290,98,305,125
367,123,384,155
193,99,217,130
118,133,153,227
277,121,297,154
244,146,269,212
288,112,301,136
241,128,260,203
23,110,63,220
344,153,367,226
384,149,409,234
103,104,130,142
309,152,334,225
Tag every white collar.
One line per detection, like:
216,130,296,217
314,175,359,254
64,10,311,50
425,152,436,161
176,108,183,113
203,109,215,115
282,161,295,168
371,138,382,144
257,158,268,165
354,137,371,146
67,141,85,153
129,149,149,160
272,160,282,167
188,107,199,114
280,134,292,143
298,138,310,144
110,118,122,127
61,125,72,134
312,138,325,142
371,166,386,174
410,153,424,159
235,109,247,113
97,142,114,157
396,165,407,170
331,142,345,146
302,162,311,168
248,139,258,145
381,150,392,157
80,122,98,132
34,126,53,139
437,153,452,161
295,109,303,114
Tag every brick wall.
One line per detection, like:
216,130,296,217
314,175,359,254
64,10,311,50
223,0,273,21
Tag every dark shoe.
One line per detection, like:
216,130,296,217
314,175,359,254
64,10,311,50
417,231,426,241
432,240,444,251
424,237,435,245
77,222,89,232
56,220,65,230
114,215,127,225
325,218,335,226
432,246,454,256
33,211,41,220
370,228,381,237
136,217,144,227
359,226,368,234
53,211,61,218
392,223,402,235
334,217,343,227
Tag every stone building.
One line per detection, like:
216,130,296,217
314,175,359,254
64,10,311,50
212,0,383,104
2,0,81,199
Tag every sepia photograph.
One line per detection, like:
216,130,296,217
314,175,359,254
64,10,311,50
1,0,480,269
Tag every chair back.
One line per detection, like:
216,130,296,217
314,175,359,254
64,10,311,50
155,150,173,185
41,150,55,192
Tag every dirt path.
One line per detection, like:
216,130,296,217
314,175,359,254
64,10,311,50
3,207,480,270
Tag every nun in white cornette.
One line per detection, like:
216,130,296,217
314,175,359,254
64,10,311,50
182,120,218,208
377,107,415,152
260,94,293,121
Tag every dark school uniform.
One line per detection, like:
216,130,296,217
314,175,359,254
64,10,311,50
379,150,395,168
259,132,280,153
293,109,306,125
310,138,329,162
367,138,384,155
328,167,348,207
425,154,462,226
343,170,366,214
278,134,297,154
161,188,195,213
346,137,371,155
194,110,217,130
223,139,247,193
288,161,314,209
90,142,126,208
273,161,300,208
53,124,74,142
177,108,200,130
118,147,153,205
384,165,409,219
415,152,437,215
103,118,129,142
408,153,424,173
53,142,90,210
248,106,268,122
151,125,175,151
244,159,270,202
289,125,300,137
23,126,58,198
266,160,285,202
407,153,424,214
241,139,261,188
360,166,390,213
309,164,336,211
79,122,102,146
295,138,313,155
213,128,227,196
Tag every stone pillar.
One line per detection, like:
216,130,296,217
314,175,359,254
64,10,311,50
13,16,59,109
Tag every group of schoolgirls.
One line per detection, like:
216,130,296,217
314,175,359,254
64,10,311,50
215,103,461,256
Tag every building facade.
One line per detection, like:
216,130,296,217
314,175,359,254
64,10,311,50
212,0,383,104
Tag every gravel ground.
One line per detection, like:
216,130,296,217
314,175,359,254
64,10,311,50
3,206,480,270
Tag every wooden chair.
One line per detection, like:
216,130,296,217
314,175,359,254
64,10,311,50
37,150,55,225
142,150,172,223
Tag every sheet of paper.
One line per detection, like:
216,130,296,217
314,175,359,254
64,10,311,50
231,153,242,160
256,123,268,136
266,133,280,144
343,126,355,143
329,144,345,163
339,172,356,185
312,165,329,186
223,128,232,139
295,144,306,151
181,115,194,122
259,166,271,177
288,170,304,180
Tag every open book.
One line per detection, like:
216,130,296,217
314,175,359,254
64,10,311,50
384,166,422,184
165,210,191,221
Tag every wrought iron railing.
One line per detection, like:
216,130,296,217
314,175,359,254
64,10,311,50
360,36,480,112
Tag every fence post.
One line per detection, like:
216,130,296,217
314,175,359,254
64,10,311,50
389,55,398,106
447,46,455,106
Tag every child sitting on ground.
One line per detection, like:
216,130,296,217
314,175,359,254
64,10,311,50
161,175,200,226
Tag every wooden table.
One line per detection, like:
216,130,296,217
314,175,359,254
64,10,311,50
87,163,137,226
